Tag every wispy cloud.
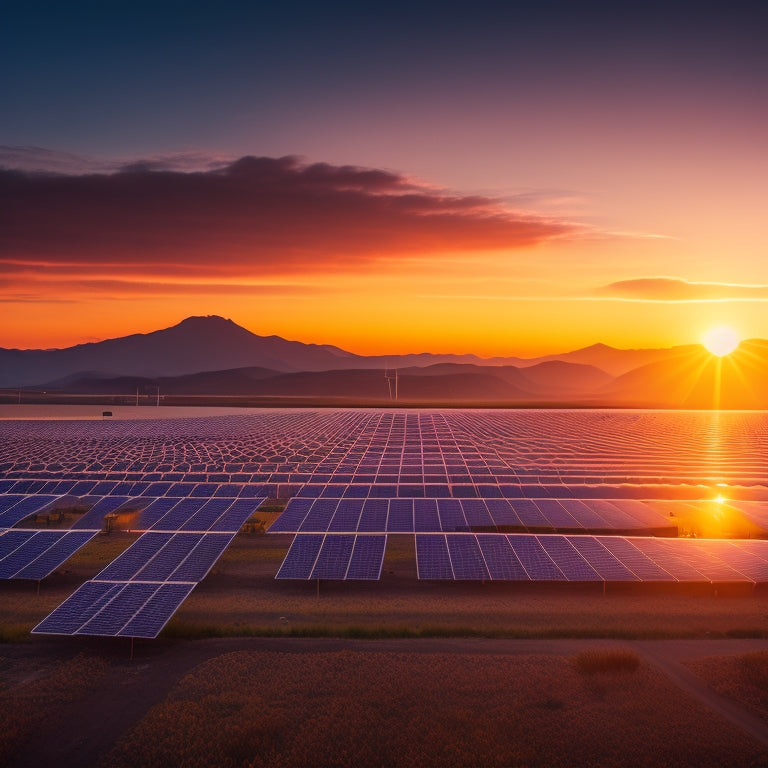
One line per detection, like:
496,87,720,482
0,145,233,175
598,277,768,302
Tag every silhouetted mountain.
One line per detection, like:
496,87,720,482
528,343,697,377
0,315,356,387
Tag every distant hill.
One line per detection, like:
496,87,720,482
2,315,766,408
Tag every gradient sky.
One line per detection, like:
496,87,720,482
2,0,766,356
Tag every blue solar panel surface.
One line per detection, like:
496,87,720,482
276,534,387,580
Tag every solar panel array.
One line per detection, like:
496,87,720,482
2,410,766,495
414,533,768,584
270,496,674,534
32,496,266,638
1,409,767,638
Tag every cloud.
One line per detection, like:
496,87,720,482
0,145,232,175
598,277,768,301
0,155,578,285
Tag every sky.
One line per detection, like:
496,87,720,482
1,0,767,356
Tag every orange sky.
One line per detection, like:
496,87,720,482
2,156,765,355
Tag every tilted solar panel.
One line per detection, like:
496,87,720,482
117,583,196,638
97,532,175,581
446,535,490,580
507,535,565,580
134,534,204,581
33,581,121,635
0,495,61,527
357,498,389,532
310,534,356,579
269,497,312,533
346,535,387,579
11,531,98,580
71,496,132,530
210,497,266,533
536,536,600,581
567,537,638,581
415,534,453,579
276,534,324,579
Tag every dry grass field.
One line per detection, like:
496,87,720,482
3,530,768,766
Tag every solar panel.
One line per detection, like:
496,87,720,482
346,535,387,579
134,534,204,581
148,497,208,531
485,499,523,528
414,498,440,532
269,497,312,533
385,499,412,532
33,581,122,635
327,499,364,532
116,583,196,638
0,495,61,527
446,535,490,579
300,498,338,532
71,496,132,530
415,534,453,579
357,498,389,532
0,495,25,513
0,531,62,578
476,534,529,580
460,499,495,528
436,498,467,532
567,537,639,581
630,538,709,582
536,536,600,581
596,537,673,581
535,500,581,530
310,534,356,579
507,535,565,580
9,531,98,580
209,497,266,533
97,532,175,581
76,582,162,636
276,534,325,578
178,497,231,531
170,533,236,581
509,500,549,528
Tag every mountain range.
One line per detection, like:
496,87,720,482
2,315,766,408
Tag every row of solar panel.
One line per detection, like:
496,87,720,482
276,534,387,580
138,496,266,533
33,581,195,638
0,493,266,532
0,529,98,580
3,477,753,502
95,532,236,582
413,534,768,584
2,468,683,487
0,480,271,499
269,497,672,534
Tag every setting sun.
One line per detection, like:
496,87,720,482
701,325,740,357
